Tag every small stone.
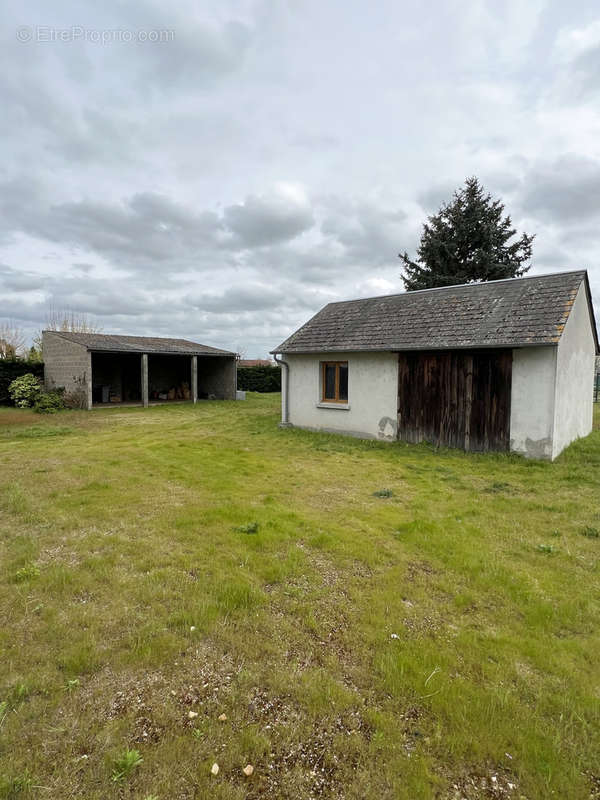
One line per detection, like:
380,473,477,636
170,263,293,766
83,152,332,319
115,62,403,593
188,710,198,719
218,713,227,721
243,764,254,777
211,762,219,776
170,690,176,696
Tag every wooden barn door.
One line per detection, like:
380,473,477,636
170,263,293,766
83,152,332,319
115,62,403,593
397,350,512,452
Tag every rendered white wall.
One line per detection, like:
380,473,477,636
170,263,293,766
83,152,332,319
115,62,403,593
509,347,557,459
552,283,597,459
284,351,399,440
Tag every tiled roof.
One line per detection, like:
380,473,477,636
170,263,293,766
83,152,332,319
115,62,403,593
46,331,234,356
272,271,597,353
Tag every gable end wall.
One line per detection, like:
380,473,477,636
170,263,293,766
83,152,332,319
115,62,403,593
42,332,92,407
552,283,596,458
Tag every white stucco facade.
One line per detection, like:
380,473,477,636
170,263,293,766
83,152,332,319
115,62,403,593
284,351,399,440
509,346,557,459
279,283,597,458
552,282,597,458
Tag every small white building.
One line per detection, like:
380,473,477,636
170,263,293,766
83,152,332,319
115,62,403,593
271,271,598,460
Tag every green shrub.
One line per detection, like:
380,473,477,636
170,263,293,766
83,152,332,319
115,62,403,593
34,390,65,414
8,374,43,408
0,359,44,405
237,365,281,393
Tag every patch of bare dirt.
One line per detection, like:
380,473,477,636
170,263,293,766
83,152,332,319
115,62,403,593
77,643,240,743
443,767,521,799
242,708,372,800
406,560,438,581
587,771,600,800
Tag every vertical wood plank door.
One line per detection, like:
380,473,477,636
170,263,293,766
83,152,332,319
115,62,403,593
397,350,512,452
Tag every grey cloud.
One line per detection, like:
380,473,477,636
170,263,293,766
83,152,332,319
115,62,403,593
321,200,410,265
565,44,600,100
519,155,600,223
0,179,318,268
139,20,253,90
0,182,224,265
187,283,332,314
223,188,315,248
417,183,459,212
0,263,47,291
189,285,289,313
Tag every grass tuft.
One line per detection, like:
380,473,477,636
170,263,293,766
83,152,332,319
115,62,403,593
580,526,599,538
234,521,260,534
111,749,143,783
536,544,557,554
13,564,39,583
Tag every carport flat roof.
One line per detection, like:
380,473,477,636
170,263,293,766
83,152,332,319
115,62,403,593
45,331,235,357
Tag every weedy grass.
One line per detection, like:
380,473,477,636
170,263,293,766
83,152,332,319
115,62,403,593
0,397,599,799
111,748,143,783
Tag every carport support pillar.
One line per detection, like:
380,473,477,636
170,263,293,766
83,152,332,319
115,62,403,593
191,355,198,404
86,351,93,410
141,353,149,408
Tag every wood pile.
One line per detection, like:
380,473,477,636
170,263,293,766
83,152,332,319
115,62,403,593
152,382,191,401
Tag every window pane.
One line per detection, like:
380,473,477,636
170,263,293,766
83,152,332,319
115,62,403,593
324,364,336,399
338,363,348,401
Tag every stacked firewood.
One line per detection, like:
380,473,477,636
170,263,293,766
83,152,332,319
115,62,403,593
153,382,191,401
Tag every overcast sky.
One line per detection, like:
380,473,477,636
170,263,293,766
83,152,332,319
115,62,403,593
1,0,599,356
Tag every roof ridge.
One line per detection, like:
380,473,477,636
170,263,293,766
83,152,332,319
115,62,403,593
271,270,592,354
323,269,587,307
44,330,197,342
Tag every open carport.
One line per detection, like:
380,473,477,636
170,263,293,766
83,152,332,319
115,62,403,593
42,331,236,409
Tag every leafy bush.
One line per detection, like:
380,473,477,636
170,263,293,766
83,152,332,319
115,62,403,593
237,365,281,393
8,373,43,408
34,390,65,414
0,360,44,405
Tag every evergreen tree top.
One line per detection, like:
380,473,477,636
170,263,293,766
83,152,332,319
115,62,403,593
400,177,534,292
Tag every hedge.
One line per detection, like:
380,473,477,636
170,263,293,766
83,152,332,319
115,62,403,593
0,360,44,405
237,365,281,393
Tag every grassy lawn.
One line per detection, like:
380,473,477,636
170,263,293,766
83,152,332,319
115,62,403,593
1,395,599,799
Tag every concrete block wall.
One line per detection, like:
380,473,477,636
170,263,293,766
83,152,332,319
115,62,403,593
42,332,91,408
198,355,236,399
148,354,191,394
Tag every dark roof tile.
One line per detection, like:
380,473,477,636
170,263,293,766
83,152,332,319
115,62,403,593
272,271,595,353
45,331,234,356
